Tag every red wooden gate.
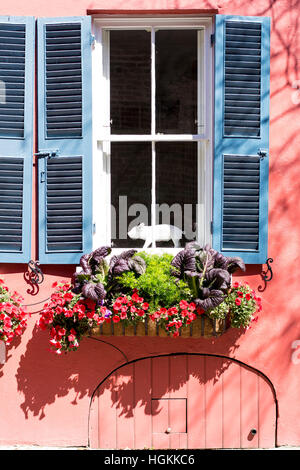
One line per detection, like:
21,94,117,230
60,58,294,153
89,355,276,449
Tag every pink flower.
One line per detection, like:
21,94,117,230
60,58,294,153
235,298,241,306
68,329,77,342
179,300,188,309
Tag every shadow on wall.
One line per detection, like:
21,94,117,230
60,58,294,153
13,321,244,420
14,324,127,420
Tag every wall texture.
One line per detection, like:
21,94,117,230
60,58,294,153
0,0,299,448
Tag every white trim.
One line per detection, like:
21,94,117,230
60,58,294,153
92,16,213,252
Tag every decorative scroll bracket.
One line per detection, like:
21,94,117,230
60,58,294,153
258,257,273,292
24,260,44,295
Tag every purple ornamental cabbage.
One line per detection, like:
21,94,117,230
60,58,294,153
170,244,245,313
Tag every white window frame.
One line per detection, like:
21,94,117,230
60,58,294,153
92,16,213,255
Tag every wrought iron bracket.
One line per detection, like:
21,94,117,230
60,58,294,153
262,257,273,282
24,260,44,295
258,257,273,292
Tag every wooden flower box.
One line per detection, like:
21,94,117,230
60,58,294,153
90,315,228,339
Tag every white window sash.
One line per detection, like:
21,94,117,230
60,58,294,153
92,16,213,252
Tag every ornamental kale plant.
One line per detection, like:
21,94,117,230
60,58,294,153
73,246,146,304
171,243,246,313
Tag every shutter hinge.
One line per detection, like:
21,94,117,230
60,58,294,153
35,149,59,159
93,223,96,234
210,221,213,234
257,148,268,160
210,34,215,46
90,34,96,47
40,171,45,183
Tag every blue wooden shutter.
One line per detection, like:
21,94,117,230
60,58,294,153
37,16,93,264
213,15,270,264
0,16,34,263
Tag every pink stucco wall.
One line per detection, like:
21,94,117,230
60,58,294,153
0,0,299,448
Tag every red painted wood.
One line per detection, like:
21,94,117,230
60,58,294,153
258,375,277,448
115,364,135,449
205,356,224,448
152,356,169,398
133,360,152,449
187,355,206,449
152,399,169,433
98,371,118,448
89,355,276,449
240,365,259,448
169,355,187,398
222,361,241,448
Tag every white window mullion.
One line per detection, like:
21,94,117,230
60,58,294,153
151,141,156,248
151,27,156,247
151,26,156,136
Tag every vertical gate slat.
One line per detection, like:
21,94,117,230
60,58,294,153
223,361,241,448
116,364,135,449
152,356,170,398
187,355,206,449
204,357,224,448
169,355,188,398
134,360,152,449
241,366,259,448
98,372,118,449
258,375,276,448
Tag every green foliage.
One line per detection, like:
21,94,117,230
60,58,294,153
117,252,192,312
208,300,230,320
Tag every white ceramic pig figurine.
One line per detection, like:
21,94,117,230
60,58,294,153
128,223,182,248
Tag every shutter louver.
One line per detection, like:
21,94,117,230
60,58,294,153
38,17,92,264
224,21,261,137
45,23,82,138
0,157,23,251
0,22,25,139
46,156,83,252
0,17,34,263
222,155,260,251
213,15,270,264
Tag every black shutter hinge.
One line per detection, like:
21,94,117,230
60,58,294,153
210,221,213,234
210,34,215,46
257,149,268,160
35,149,59,159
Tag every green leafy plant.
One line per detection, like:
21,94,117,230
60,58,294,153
116,252,192,312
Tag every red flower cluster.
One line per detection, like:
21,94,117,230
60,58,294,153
150,300,203,337
0,279,28,346
232,281,262,325
110,291,149,324
38,281,105,354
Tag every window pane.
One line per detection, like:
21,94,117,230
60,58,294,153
156,142,197,247
110,31,151,134
111,142,151,248
156,30,198,134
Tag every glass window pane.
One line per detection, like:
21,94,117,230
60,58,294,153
110,31,151,134
156,30,198,134
155,142,197,248
111,142,152,248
